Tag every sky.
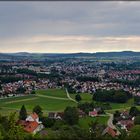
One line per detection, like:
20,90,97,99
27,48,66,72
0,1,140,53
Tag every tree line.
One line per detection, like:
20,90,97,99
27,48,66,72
93,90,132,103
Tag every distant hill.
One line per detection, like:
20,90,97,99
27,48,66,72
41,51,140,58
94,51,140,57
0,51,139,60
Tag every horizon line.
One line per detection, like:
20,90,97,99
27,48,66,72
0,50,139,54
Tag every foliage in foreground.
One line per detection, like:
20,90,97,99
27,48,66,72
1,112,140,140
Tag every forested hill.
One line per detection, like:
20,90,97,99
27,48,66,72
0,51,140,60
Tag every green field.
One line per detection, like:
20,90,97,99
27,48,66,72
0,89,77,115
0,89,135,130
79,116,109,129
36,89,68,98
106,98,134,113
0,89,135,116
70,93,92,103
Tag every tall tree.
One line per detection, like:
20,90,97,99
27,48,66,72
19,105,27,120
33,105,43,118
0,84,2,90
129,106,140,117
75,94,82,102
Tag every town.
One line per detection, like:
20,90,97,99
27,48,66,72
0,55,140,98
0,53,140,139
1,1,140,139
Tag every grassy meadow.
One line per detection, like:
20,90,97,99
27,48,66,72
0,89,77,114
0,89,135,116
79,116,109,129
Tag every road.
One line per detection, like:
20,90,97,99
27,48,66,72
65,88,78,103
106,113,121,135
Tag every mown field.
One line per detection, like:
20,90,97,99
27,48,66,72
0,89,136,129
107,98,134,112
70,93,92,103
0,89,135,115
0,89,77,115
37,89,68,98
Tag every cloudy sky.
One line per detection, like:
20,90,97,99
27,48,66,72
0,1,140,53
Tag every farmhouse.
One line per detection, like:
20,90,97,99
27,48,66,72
117,120,134,131
19,112,44,134
120,111,130,120
89,108,98,117
48,112,64,120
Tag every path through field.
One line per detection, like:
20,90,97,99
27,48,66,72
65,88,78,103
37,94,70,100
4,97,38,104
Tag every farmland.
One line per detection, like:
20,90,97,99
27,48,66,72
0,88,136,131
70,93,92,103
0,89,77,115
0,89,135,115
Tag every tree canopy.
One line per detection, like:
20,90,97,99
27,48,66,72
33,105,43,118
93,90,131,103
64,106,79,125
75,94,82,102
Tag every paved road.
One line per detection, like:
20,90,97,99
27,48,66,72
107,113,116,129
65,88,78,103
106,113,121,135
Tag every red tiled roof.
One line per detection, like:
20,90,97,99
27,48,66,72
31,112,38,120
119,120,134,130
18,120,39,133
89,111,98,116
24,121,39,133
119,120,133,125
107,127,116,137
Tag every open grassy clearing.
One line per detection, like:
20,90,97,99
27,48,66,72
0,89,77,115
109,98,134,110
70,93,92,103
79,116,109,129
36,89,68,98
0,89,136,117
3,96,76,111
0,95,36,106
5,97,38,104
0,88,133,129
106,98,134,113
